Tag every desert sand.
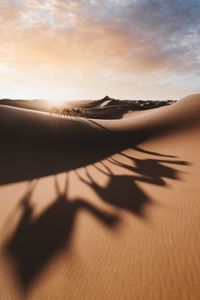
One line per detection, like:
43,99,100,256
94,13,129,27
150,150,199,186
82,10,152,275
0,94,200,300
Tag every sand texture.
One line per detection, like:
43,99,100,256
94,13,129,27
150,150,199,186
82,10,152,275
0,94,200,300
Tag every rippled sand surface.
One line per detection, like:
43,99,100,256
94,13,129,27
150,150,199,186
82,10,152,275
0,95,199,300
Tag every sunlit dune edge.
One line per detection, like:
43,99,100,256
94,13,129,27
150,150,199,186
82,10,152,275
0,94,199,140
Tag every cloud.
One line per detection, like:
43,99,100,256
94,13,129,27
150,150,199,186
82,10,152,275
0,0,199,99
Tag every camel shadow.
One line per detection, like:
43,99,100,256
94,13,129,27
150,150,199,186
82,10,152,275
1,116,191,294
3,146,190,294
75,151,189,217
4,173,119,292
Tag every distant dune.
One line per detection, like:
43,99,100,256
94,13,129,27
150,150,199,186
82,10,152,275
0,95,176,118
0,94,199,300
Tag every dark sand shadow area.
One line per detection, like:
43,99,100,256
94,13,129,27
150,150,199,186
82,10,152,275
0,121,182,186
0,116,150,185
0,101,194,295
0,96,198,186
76,152,189,217
4,173,120,292
3,146,189,293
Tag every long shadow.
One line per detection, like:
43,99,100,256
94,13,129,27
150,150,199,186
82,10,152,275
1,116,191,293
132,146,177,158
0,128,144,185
75,151,189,217
76,168,154,217
3,151,189,293
0,97,198,186
4,173,119,292
2,143,190,295
108,153,190,180
0,110,179,186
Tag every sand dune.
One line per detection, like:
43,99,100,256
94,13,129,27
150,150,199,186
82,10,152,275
0,94,200,299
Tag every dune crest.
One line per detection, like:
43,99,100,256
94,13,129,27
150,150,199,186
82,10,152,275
0,94,199,139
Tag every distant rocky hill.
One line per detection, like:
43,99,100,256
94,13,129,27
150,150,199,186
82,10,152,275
70,96,176,110
0,96,176,115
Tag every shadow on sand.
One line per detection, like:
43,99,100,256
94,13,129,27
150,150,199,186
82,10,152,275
0,106,186,187
3,146,190,293
5,173,119,292
76,152,188,217
1,120,190,294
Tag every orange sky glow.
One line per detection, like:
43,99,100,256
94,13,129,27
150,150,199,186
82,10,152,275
0,0,199,101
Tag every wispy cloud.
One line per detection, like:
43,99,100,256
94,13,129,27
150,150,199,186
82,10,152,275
0,0,199,99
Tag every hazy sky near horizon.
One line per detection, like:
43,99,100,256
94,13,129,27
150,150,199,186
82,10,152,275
0,0,200,101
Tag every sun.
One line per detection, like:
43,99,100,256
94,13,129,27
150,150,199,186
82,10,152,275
47,98,66,107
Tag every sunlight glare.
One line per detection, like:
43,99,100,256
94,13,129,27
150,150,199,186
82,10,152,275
47,98,66,107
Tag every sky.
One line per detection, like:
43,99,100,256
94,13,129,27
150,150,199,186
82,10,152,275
0,0,200,101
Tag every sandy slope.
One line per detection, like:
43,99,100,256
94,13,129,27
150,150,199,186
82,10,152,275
0,94,200,300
